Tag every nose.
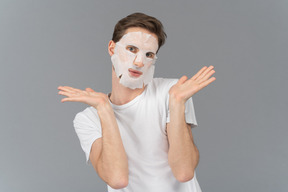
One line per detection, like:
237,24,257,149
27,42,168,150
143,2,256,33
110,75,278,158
133,54,144,68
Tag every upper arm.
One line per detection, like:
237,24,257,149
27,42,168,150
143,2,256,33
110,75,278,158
73,109,103,163
89,138,103,176
89,134,128,189
186,123,193,141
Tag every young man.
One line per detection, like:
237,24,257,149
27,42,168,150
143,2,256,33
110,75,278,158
58,13,215,192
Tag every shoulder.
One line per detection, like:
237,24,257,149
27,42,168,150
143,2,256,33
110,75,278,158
149,78,178,94
145,78,179,103
73,106,100,127
148,78,178,96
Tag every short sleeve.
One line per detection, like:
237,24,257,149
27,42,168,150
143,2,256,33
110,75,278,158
166,96,198,128
183,97,198,128
73,107,102,164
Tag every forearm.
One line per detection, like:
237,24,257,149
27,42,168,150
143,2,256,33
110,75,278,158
97,104,129,185
167,98,199,182
59,86,128,187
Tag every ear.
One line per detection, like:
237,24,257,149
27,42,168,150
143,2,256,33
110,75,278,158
108,40,116,56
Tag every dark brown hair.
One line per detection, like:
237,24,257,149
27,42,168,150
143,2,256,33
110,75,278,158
112,12,167,51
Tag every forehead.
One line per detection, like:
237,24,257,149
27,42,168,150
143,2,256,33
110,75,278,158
119,30,158,52
124,27,158,40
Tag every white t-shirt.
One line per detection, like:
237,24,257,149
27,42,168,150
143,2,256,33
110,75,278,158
73,78,202,192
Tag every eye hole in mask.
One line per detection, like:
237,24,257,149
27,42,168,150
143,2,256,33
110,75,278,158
126,45,156,60
116,43,157,66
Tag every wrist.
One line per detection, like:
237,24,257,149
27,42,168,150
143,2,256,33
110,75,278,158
169,93,186,106
95,102,113,116
169,96,186,112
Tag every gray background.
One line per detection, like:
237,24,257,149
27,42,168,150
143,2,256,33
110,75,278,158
1,0,287,191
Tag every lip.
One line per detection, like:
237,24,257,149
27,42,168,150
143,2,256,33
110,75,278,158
128,68,143,78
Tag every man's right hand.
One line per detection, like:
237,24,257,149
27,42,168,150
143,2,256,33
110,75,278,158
58,86,110,110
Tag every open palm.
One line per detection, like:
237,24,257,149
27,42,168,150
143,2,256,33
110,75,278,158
169,66,216,102
58,86,109,109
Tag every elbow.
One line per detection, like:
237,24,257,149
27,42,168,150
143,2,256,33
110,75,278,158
175,171,195,183
108,176,129,189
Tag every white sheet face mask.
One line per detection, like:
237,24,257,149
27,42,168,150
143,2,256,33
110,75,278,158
111,31,158,89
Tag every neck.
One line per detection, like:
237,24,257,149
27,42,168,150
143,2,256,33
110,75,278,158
110,68,145,105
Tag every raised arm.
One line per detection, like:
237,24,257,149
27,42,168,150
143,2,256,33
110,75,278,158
58,86,128,189
167,66,216,182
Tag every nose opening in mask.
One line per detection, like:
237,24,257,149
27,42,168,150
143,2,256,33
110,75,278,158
134,52,145,66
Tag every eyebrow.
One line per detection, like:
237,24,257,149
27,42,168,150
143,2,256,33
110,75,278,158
126,44,138,47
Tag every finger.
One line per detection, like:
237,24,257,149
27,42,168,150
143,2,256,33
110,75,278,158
58,91,76,97
59,86,83,93
195,66,214,81
198,70,215,84
191,66,208,80
86,87,95,92
58,86,77,93
178,76,188,84
58,86,74,90
61,97,84,103
199,77,216,89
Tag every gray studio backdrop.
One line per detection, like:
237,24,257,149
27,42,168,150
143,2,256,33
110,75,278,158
1,0,287,192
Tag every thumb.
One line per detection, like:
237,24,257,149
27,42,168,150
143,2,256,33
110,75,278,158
85,88,95,92
178,75,188,84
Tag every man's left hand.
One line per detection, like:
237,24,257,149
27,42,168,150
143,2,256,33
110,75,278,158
169,65,216,104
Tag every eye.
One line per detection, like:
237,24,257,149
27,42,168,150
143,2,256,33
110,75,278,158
126,45,138,53
146,52,155,59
